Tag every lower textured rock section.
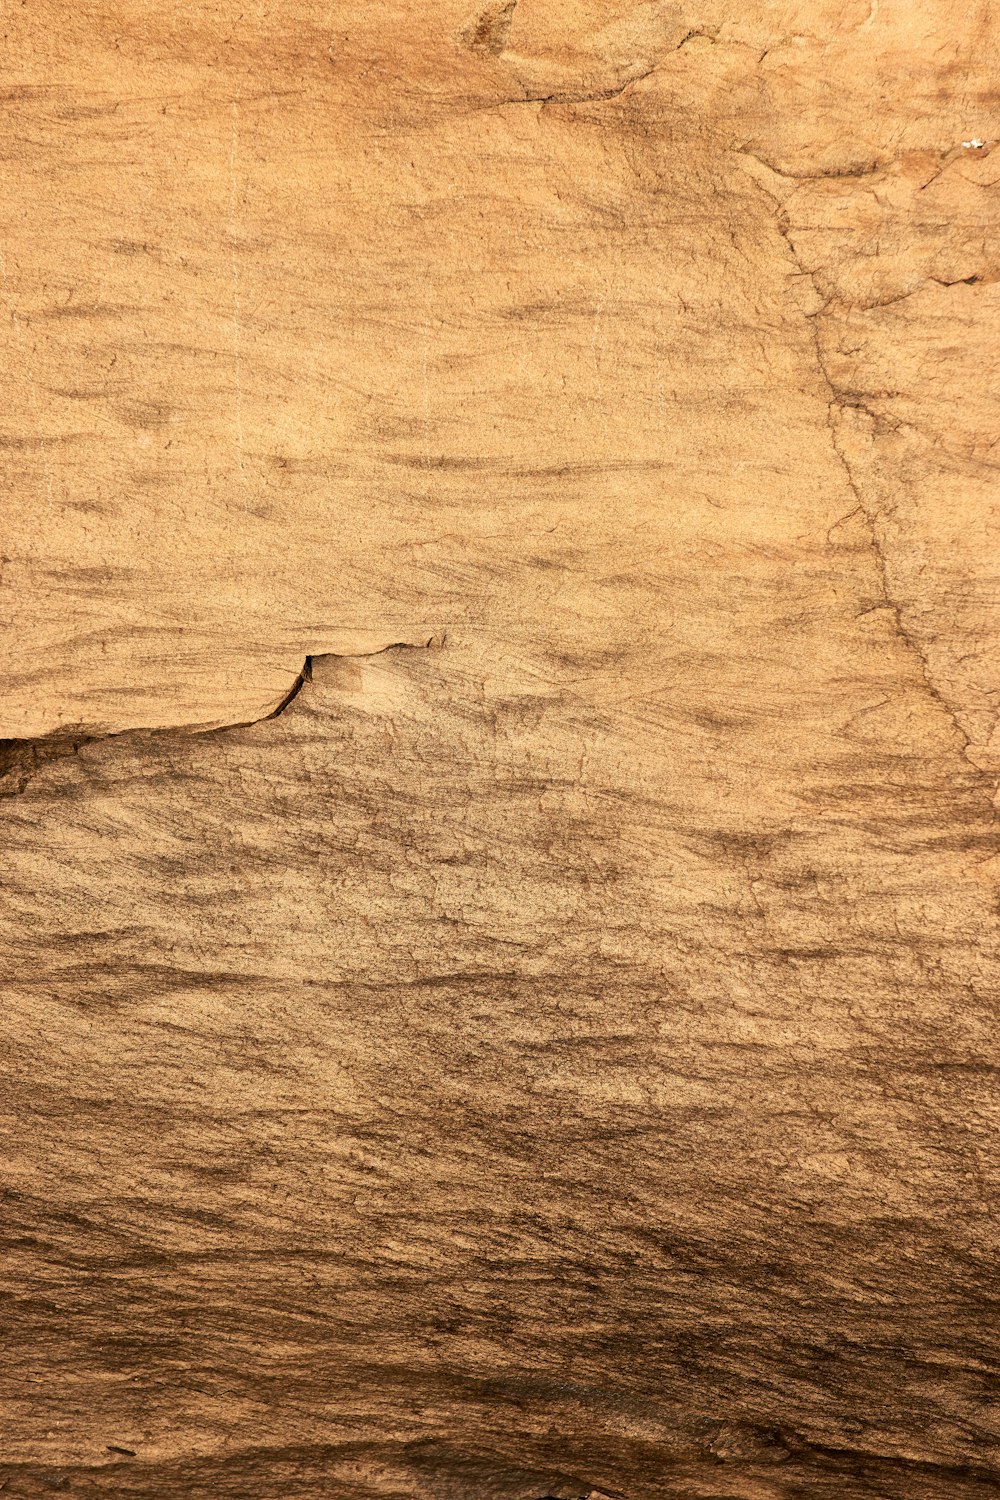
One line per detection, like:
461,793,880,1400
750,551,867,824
1,641,997,1496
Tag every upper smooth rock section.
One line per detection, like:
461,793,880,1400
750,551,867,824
2,0,997,753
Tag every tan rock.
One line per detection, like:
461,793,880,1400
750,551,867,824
1,2,998,1496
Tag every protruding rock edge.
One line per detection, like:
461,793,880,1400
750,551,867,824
0,636,443,799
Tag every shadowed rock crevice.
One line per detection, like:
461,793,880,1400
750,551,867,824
0,637,442,799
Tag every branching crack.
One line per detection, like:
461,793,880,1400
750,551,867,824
485,22,717,112
741,158,995,799
0,637,441,801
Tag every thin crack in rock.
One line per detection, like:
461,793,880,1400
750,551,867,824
495,67,658,110
0,637,442,800
483,24,718,112
734,145,885,181
838,274,990,314
735,140,990,185
739,154,998,805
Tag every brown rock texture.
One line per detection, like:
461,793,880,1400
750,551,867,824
1,2,998,1496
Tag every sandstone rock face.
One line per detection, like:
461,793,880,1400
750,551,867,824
1,3,998,1496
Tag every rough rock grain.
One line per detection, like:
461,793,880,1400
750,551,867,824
1,2,998,1496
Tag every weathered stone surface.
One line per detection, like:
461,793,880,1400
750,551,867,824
1,2,998,1496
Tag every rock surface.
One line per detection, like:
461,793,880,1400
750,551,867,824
1,1,998,1496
